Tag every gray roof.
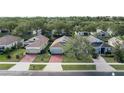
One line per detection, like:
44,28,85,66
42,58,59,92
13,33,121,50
101,43,111,48
0,35,22,45
87,35,103,43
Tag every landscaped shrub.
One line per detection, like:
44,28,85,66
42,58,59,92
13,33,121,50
7,55,11,59
16,55,20,59
92,53,99,59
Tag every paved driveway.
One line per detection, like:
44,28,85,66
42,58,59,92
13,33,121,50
20,54,36,62
43,55,63,71
49,55,63,63
8,54,36,71
93,56,116,72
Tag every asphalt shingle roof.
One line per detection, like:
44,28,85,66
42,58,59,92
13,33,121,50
0,35,22,45
26,35,49,47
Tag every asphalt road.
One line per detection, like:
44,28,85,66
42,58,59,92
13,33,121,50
0,71,124,76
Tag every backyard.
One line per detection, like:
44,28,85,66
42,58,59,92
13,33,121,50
0,49,25,62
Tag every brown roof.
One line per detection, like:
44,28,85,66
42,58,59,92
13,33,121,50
26,35,49,47
0,35,22,45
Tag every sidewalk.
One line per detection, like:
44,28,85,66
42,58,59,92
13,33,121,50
93,56,116,72
43,64,63,72
8,63,30,71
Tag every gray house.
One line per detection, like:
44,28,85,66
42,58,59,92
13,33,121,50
75,31,91,36
87,36,112,54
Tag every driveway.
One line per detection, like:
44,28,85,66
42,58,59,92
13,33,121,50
43,55,63,71
20,54,36,62
93,56,116,72
8,54,36,71
49,55,63,63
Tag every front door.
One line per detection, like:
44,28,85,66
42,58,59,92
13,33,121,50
101,48,105,54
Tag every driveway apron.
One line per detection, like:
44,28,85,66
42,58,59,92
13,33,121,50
8,54,36,71
43,55,63,71
93,56,116,72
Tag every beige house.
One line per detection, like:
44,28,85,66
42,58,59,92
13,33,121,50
0,35,24,53
50,36,69,54
25,35,49,54
108,37,124,48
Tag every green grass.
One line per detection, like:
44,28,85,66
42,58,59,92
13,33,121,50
33,52,51,62
63,53,93,63
29,64,46,70
62,65,96,70
111,65,124,70
0,64,15,70
103,56,117,63
0,49,25,62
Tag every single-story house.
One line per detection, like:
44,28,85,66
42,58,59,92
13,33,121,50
87,35,112,54
50,36,69,54
96,29,110,37
0,35,24,53
108,37,124,48
75,31,91,36
25,35,49,54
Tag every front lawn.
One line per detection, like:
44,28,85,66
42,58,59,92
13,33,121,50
103,56,117,63
63,53,93,63
0,49,25,62
111,65,124,70
0,64,15,70
62,65,96,70
29,64,46,70
33,52,51,62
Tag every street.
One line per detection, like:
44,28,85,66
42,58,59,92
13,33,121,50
0,71,124,76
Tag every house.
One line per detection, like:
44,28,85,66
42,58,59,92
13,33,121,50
87,35,112,54
108,37,124,48
96,29,109,37
75,31,91,36
0,35,24,53
25,35,49,54
50,36,69,54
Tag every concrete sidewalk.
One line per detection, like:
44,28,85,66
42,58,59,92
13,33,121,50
8,63,30,71
43,64,63,72
93,56,116,72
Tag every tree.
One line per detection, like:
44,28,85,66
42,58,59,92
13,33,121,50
63,36,94,60
114,45,124,63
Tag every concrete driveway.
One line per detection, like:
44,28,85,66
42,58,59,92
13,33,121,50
43,55,63,71
49,55,63,63
93,56,116,72
8,54,36,71
20,54,36,62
